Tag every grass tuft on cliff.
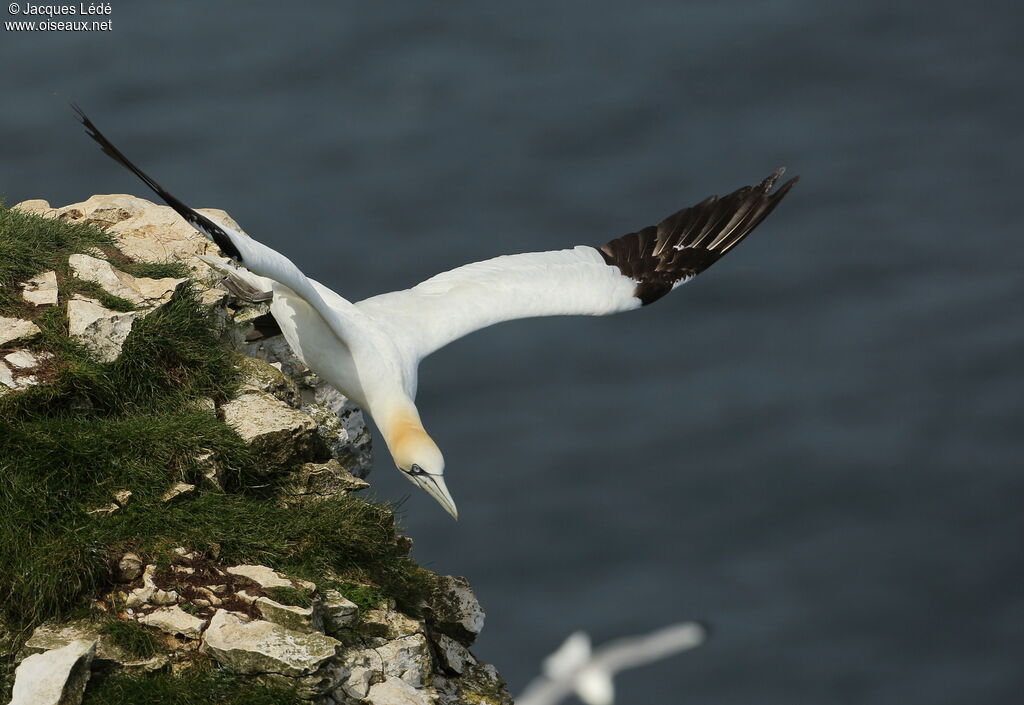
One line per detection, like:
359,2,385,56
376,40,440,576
0,205,433,651
0,202,116,316
82,661,304,705
99,619,162,659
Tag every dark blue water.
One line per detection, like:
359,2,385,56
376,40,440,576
4,2,1023,702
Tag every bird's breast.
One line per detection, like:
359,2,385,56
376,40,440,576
270,293,367,406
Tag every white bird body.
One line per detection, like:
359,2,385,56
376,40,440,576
227,266,426,460
517,623,707,705
233,246,643,477
75,105,797,518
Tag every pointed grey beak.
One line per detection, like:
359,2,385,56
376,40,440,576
409,473,459,520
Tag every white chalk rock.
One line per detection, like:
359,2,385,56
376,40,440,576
160,482,196,503
141,564,159,590
4,349,49,370
254,596,323,634
148,589,181,606
235,356,300,405
220,391,320,470
286,459,369,504
48,194,154,230
125,587,154,609
107,202,241,265
138,606,206,639
85,503,120,517
321,590,358,633
24,621,167,672
0,361,15,391
201,609,339,677
224,564,315,591
361,607,423,641
430,576,485,643
434,632,475,675
0,348,51,394
12,199,55,218
23,195,242,270
68,254,185,307
66,295,144,362
338,665,374,700
380,634,432,687
242,334,373,478
10,639,95,705
364,677,433,705
195,586,222,607
0,317,41,346
116,553,143,582
20,270,58,306
337,633,432,700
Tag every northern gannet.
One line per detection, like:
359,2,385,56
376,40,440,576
517,622,706,705
73,106,797,520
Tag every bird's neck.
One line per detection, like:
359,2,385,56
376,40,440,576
377,398,432,464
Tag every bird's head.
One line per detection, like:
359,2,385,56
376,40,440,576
392,427,458,520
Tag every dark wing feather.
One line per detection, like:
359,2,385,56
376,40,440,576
72,105,365,349
71,103,244,263
599,169,798,305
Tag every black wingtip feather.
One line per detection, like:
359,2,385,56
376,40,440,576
599,170,798,305
72,104,245,263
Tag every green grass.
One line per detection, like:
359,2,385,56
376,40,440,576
119,260,191,280
0,287,432,630
1,286,240,419
65,279,137,312
0,206,434,648
100,619,162,659
0,202,187,318
0,202,116,315
82,659,304,705
0,288,247,628
331,581,387,612
263,586,314,608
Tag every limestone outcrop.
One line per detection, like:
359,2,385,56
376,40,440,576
19,270,58,306
9,640,95,705
2,195,511,704
0,317,40,347
68,253,186,307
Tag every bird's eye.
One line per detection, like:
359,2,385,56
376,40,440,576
407,464,426,476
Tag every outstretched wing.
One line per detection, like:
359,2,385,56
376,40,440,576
73,105,361,345
357,170,797,360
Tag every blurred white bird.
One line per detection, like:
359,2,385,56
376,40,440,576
74,105,797,519
518,622,708,705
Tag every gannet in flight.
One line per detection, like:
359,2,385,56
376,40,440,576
518,622,706,705
73,106,797,520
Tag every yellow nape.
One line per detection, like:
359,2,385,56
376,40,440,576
384,409,445,473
